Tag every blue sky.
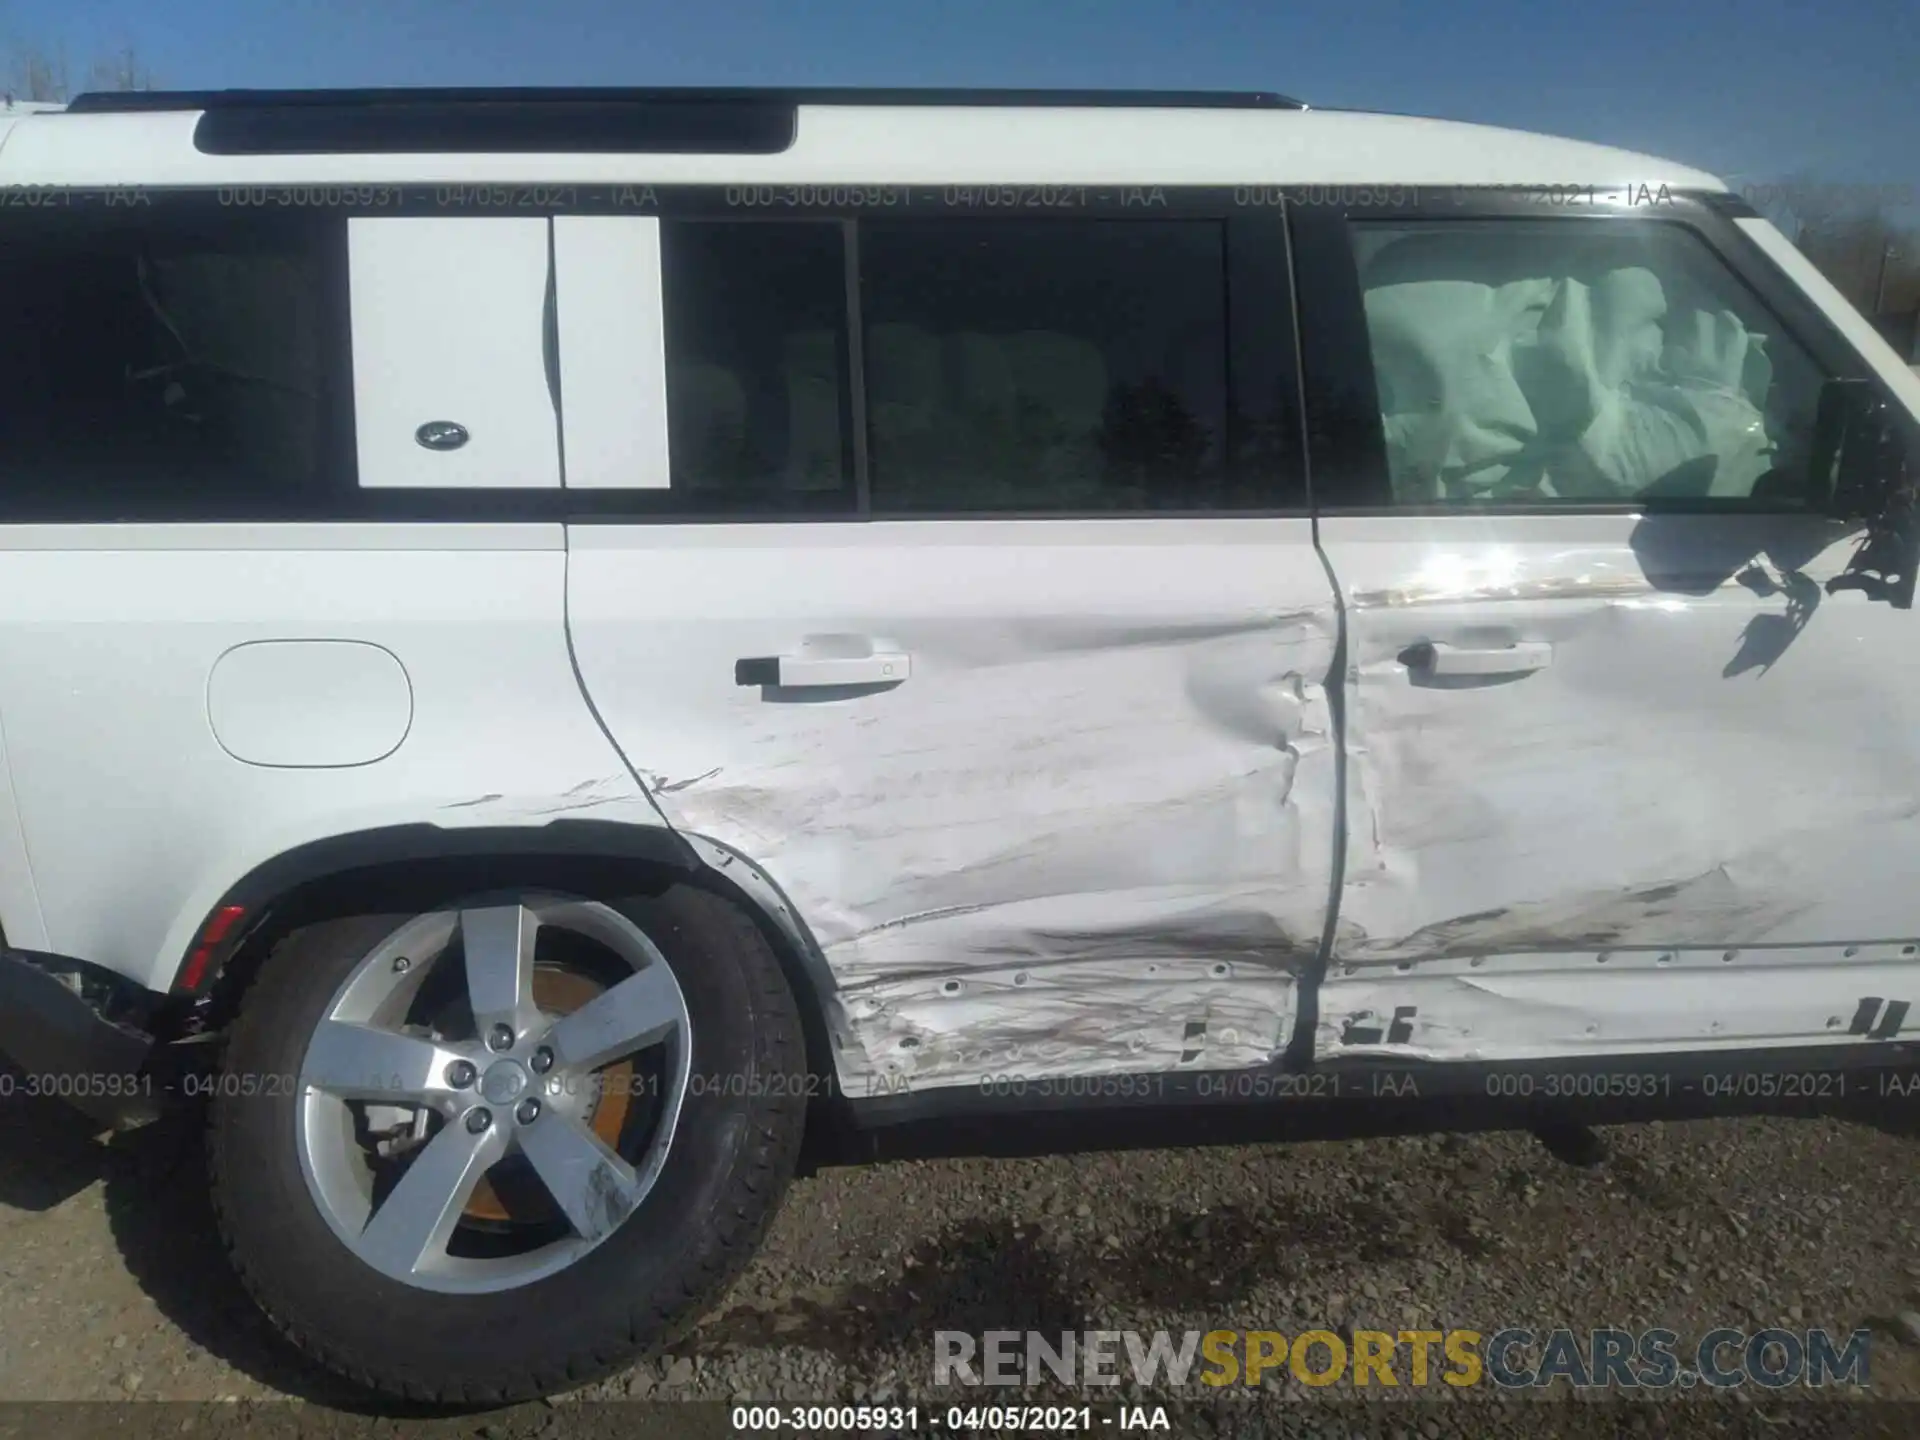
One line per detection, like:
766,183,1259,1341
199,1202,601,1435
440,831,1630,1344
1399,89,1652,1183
4,0,1915,194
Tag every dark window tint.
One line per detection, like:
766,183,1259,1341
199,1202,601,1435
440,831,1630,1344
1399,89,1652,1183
859,220,1238,512
660,220,853,508
0,211,332,511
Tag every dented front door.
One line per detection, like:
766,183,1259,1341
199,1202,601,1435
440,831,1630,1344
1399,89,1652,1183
1298,201,1920,1065
1316,512,1920,1063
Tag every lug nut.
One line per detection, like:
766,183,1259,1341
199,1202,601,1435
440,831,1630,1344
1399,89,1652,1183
487,1023,515,1052
515,1097,541,1125
465,1108,492,1134
530,1046,554,1074
445,1060,477,1090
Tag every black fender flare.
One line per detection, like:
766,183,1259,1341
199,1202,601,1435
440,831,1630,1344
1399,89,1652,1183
174,818,701,997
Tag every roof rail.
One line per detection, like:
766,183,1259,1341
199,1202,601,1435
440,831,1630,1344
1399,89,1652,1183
62,86,1306,157
66,86,1307,116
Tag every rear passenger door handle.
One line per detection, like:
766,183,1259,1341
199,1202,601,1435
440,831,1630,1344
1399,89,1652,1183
734,653,913,688
1400,641,1553,677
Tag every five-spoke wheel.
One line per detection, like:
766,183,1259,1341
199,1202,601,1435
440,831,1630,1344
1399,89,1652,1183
294,895,692,1292
209,880,805,1403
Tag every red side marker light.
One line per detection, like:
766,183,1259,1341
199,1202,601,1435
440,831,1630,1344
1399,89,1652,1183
180,903,247,991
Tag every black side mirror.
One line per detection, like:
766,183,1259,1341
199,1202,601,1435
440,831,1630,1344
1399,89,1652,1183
1814,378,1919,607
1815,378,1904,520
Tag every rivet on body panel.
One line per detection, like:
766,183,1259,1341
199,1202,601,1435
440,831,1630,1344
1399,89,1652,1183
1656,953,1673,966
1013,972,1029,986
1210,963,1231,978
1468,956,1484,968
1584,1024,1598,1035
1826,1016,1842,1029
941,979,962,996
1596,953,1610,964
1904,945,1918,957
1395,961,1412,973
1844,946,1859,958
1723,950,1738,963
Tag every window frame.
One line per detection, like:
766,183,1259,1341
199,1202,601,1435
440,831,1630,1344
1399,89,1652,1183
653,213,864,515
0,185,1313,523
844,212,1295,518
649,202,1309,522
1289,190,1887,516
0,197,359,523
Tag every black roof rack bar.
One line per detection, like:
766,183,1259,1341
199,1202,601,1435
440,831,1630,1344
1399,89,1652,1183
66,86,1307,116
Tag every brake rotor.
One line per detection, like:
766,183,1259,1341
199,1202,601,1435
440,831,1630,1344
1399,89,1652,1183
462,964,636,1225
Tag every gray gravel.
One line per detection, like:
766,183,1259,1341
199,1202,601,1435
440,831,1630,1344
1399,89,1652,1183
3,1069,1919,1436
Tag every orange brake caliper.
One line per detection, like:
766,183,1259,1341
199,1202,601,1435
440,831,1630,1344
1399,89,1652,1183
462,966,637,1223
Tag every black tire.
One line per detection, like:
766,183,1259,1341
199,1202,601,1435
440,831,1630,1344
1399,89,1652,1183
207,880,806,1404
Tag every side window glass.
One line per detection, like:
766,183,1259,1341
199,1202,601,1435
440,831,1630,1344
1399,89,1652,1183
859,220,1235,512
1350,221,1829,506
660,220,853,508
0,211,329,509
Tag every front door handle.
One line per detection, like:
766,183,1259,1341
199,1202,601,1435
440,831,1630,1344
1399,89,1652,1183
734,652,912,688
1400,640,1553,677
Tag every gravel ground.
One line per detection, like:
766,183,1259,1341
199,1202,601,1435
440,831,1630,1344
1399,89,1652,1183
3,1067,1919,1437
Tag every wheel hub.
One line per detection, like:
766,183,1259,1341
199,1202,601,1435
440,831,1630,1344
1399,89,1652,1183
479,1059,530,1106
460,963,639,1226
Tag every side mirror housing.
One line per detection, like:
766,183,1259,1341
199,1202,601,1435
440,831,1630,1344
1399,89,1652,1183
1814,377,1919,608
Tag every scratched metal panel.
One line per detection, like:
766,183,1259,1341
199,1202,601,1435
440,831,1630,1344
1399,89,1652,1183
1315,511,1920,1060
1319,944,1920,1062
566,518,1339,1093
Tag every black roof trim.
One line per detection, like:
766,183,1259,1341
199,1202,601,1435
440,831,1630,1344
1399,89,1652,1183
186,99,798,157
66,89,1304,158
66,86,1306,116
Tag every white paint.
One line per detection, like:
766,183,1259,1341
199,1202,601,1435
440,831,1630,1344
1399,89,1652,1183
1417,640,1552,677
758,642,912,688
207,640,414,768
347,217,560,488
1315,510,1920,1060
565,518,1339,1092
1322,945,1920,1062
0,524,563,551
0,108,1725,191
0,702,48,951
0,528,665,992
553,217,672,489
4,95,1919,1103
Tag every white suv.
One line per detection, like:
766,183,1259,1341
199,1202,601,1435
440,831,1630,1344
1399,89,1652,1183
0,86,1916,1403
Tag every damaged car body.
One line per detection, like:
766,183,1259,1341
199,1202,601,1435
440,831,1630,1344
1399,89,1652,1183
1295,196,1920,1070
0,87,1917,1401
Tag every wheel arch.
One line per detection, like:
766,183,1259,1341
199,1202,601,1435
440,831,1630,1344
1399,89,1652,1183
162,821,845,1139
